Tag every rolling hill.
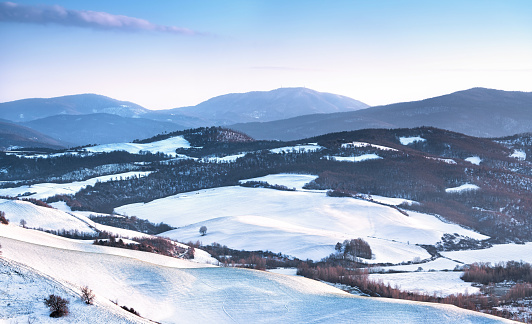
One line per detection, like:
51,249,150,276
22,113,185,146
0,120,66,150
0,224,513,323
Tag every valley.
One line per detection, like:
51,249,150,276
1,123,532,322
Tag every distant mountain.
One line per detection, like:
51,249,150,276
231,88,532,140
22,113,185,146
0,94,150,122
157,87,369,126
0,120,66,150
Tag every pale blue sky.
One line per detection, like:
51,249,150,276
1,0,531,109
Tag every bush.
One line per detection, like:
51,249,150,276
44,294,69,317
0,211,8,225
81,286,95,305
121,305,140,316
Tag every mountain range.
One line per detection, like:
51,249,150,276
0,87,531,148
231,88,532,140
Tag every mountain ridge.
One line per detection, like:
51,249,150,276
231,87,532,140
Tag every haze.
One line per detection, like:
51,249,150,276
1,0,531,109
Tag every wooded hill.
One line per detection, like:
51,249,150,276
4,126,531,242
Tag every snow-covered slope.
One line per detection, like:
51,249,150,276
85,136,191,157
0,258,148,324
116,174,487,262
0,171,151,200
0,199,96,234
0,226,511,323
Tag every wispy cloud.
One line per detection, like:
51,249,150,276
0,2,198,35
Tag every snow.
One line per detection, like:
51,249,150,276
202,153,246,163
369,271,480,297
399,136,426,145
0,225,214,269
270,144,322,154
510,149,527,161
426,157,457,164
341,142,399,152
465,156,482,165
0,258,147,324
0,171,152,200
116,175,487,263
369,195,419,206
328,154,382,162
84,136,190,157
445,184,480,193
239,173,318,190
442,242,532,265
0,199,96,235
267,268,298,276
0,227,512,323
378,258,463,272
6,151,91,159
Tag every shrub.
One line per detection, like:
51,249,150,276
121,305,140,316
81,286,95,305
0,211,8,225
44,294,69,317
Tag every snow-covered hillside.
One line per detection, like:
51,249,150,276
0,258,148,324
85,136,191,157
0,225,512,323
116,174,488,262
0,171,151,200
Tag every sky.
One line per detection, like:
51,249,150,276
1,0,531,110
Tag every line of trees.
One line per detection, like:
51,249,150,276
461,261,532,284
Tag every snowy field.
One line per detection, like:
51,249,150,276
446,184,480,193
510,149,526,161
399,136,426,145
328,154,382,163
240,173,319,190
369,271,480,297
465,156,482,165
116,174,487,263
85,136,190,156
0,258,148,324
0,171,151,200
442,243,532,265
341,142,399,151
0,226,512,324
202,153,247,163
270,144,322,153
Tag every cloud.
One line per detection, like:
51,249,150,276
0,2,197,35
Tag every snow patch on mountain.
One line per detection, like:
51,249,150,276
342,142,399,152
270,144,323,154
465,156,482,165
85,136,190,157
399,136,426,145
0,171,152,200
445,184,480,193
510,149,526,161
328,154,382,162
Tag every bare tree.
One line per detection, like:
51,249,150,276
199,225,207,236
20,219,27,228
81,285,95,305
44,294,69,317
